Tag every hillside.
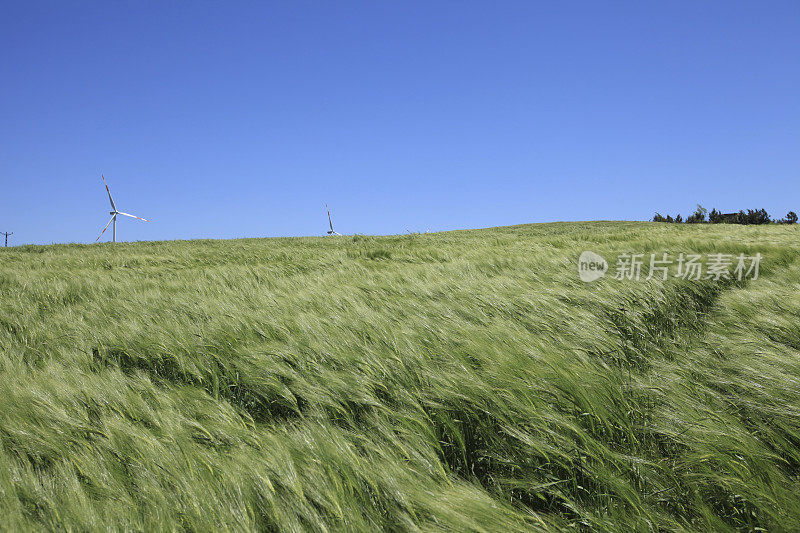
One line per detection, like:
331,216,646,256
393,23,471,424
1,222,799,531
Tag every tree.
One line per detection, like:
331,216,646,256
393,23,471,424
744,209,771,225
654,205,785,225
686,204,708,224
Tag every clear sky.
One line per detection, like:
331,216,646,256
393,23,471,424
1,2,798,244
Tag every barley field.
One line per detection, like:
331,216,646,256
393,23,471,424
1,222,798,531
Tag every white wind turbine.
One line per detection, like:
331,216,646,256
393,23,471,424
325,204,341,235
96,175,149,243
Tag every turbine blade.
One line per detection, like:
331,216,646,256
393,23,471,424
101,175,117,211
117,211,150,222
326,204,334,231
95,215,116,242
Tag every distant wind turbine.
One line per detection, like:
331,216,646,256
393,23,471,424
96,175,149,243
325,204,341,235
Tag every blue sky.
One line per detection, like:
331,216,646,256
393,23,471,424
1,2,798,244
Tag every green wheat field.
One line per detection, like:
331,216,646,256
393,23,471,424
1,221,799,531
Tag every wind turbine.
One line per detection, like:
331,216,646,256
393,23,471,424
325,204,341,235
96,175,149,243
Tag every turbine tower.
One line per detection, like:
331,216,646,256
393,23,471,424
96,175,149,243
326,204,341,235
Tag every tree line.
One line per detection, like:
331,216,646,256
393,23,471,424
653,205,798,225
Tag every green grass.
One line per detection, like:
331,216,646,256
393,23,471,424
1,221,799,531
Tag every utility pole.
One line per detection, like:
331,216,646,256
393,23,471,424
1,232,12,247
